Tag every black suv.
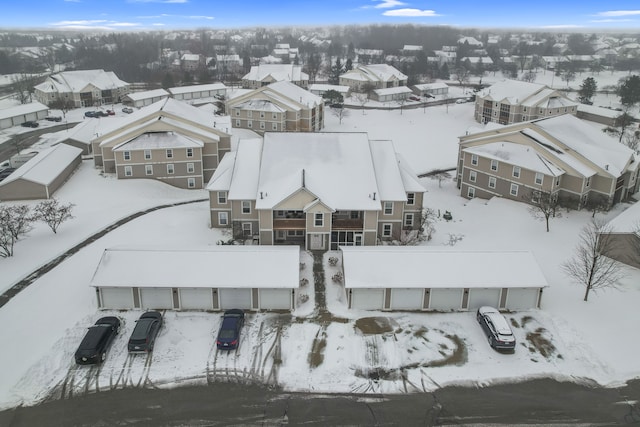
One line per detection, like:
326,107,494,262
128,311,163,353
476,306,516,352
216,309,244,350
20,121,39,128
75,316,121,364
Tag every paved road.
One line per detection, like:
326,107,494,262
1,378,639,425
0,123,73,163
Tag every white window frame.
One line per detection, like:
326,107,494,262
488,176,496,189
490,159,498,171
469,170,477,182
218,212,228,226
187,163,195,173
186,148,193,158
187,178,196,188
167,164,174,174
535,172,544,185
586,176,591,187
218,191,227,204
467,186,475,198
404,213,414,227
247,120,252,128
260,121,265,130
242,201,251,214
471,154,478,165
314,213,323,227
235,109,240,116
259,111,265,118
123,151,131,161
406,192,415,205
510,183,519,196
382,223,392,237
235,119,241,127
124,165,132,176
247,110,252,118
383,201,393,215
242,222,252,236
272,122,278,130
145,164,153,175
513,166,520,178
272,112,277,119
144,149,151,160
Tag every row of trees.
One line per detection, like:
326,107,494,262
0,199,74,258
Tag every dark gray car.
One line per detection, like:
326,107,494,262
128,311,163,353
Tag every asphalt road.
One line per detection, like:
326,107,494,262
1,378,639,426
0,123,72,164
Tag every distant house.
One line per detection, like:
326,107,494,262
215,54,242,74
241,64,309,89
457,114,640,209
0,144,82,201
0,102,49,129
92,98,232,189
181,53,204,71
341,247,546,311
34,69,129,108
123,89,170,108
458,36,483,48
601,201,640,269
370,86,412,102
474,80,578,125
576,104,625,127
339,64,408,93
206,132,425,250
412,82,449,97
226,81,324,133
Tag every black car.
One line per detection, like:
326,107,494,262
74,316,121,364
216,309,244,350
0,168,16,182
128,311,163,353
20,121,39,128
45,116,62,122
84,111,96,118
476,306,516,352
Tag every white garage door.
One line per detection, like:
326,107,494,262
506,288,540,310
100,287,135,309
351,289,384,310
468,288,501,310
140,288,173,309
429,288,463,310
259,289,292,310
390,288,424,310
219,288,252,310
179,288,213,310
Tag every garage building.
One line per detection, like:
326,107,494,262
341,246,547,311
91,246,300,311
0,102,49,129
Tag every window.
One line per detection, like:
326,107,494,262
314,213,323,227
167,164,174,174
145,165,153,175
510,183,518,196
218,212,228,226
467,187,475,198
556,176,561,186
235,109,240,116
404,213,414,227
242,223,252,236
272,112,277,119
406,192,415,205
586,177,591,187
166,149,173,159
123,151,131,161
383,201,393,215
471,154,478,166
242,201,251,214
382,223,392,237
235,119,241,127
144,150,151,160
218,191,227,204
187,163,195,173
513,166,521,178
488,176,496,188
187,178,196,188
535,173,544,185
490,159,498,171
272,123,278,131
260,111,265,118
260,121,265,129
124,166,132,176
186,148,193,158
469,170,477,182
247,110,252,118
247,120,252,128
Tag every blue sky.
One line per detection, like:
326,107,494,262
1,0,640,31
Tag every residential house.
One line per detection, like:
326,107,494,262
215,54,242,74
226,81,324,133
241,64,309,89
92,97,232,190
474,80,578,125
206,132,425,250
457,114,640,209
339,64,408,93
181,53,204,71
34,69,129,108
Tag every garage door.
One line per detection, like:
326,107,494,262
505,288,540,310
219,288,252,310
390,288,424,310
259,289,292,310
468,288,501,310
429,288,462,310
351,289,384,310
140,288,173,309
179,288,213,310
100,287,135,309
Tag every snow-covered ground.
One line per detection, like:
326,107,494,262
0,72,639,411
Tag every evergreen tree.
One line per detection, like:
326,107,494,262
161,72,175,89
328,57,344,85
618,75,640,109
578,77,597,105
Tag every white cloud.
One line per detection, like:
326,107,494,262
110,22,142,27
187,15,214,20
50,20,108,26
590,18,635,23
382,8,440,17
595,10,640,17
540,24,583,29
374,0,406,8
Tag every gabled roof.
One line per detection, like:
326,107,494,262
124,89,169,102
606,201,640,233
34,69,128,93
113,132,203,151
242,64,309,83
463,141,565,177
369,140,409,201
206,151,237,192
228,138,262,200
228,81,321,111
0,102,48,120
0,143,82,186
373,86,412,96
343,64,408,83
479,80,576,108
168,83,227,95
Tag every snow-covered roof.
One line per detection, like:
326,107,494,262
181,53,200,61
413,82,448,91
463,141,565,177
520,88,576,108
34,69,128,93
125,89,169,102
479,80,550,105
58,118,102,145
0,102,48,120
370,140,411,201
341,247,549,289
229,81,321,112
234,99,287,113
206,151,237,192
242,64,309,83
577,104,621,119
373,86,413,96
264,81,321,106
308,84,350,94
351,64,408,83
458,36,483,46
228,138,262,200
113,132,203,151
168,83,227,95
606,201,640,233
90,246,300,289
0,143,82,187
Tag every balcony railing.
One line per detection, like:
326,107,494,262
272,218,306,230
331,218,364,229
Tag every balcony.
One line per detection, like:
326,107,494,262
331,218,364,230
272,218,306,230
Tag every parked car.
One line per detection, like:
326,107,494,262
122,107,134,114
106,109,115,116
20,121,39,128
95,111,109,117
74,316,121,364
128,311,163,353
84,111,97,118
216,309,245,350
409,95,421,101
0,168,16,182
455,98,467,104
45,116,62,122
476,306,516,352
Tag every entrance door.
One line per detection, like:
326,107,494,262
309,233,325,250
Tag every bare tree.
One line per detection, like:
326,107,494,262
354,93,368,115
396,97,407,115
392,208,437,245
330,105,350,124
11,73,37,104
527,190,559,232
0,205,34,258
33,199,75,234
562,220,626,301
429,171,451,188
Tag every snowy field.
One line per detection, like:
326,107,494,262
0,72,639,410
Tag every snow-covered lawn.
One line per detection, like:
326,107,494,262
0,77,639,410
